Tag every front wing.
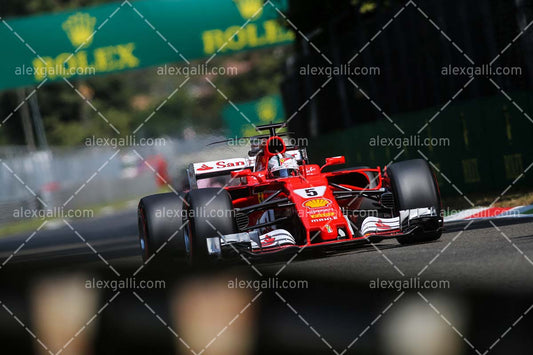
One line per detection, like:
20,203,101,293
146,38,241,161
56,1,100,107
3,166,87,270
205,207,442,258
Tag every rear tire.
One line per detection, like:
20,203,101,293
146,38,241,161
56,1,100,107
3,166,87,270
138,192,186,262
184,188,238,264
387,159,442,245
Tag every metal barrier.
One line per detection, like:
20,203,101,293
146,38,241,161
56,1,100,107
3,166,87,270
0,134,251,225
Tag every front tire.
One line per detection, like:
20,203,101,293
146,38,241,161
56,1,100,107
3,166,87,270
138,192,186,262
387,159,443,245
184,188,238,264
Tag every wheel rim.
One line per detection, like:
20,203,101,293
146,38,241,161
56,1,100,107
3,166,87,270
183,220,193,263
139,207,150,261
139,237,146,253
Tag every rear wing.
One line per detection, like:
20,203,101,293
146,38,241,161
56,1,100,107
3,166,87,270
187,157,254,189
187,148,308,189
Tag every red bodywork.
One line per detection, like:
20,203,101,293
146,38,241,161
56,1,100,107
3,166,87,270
224,136,394,252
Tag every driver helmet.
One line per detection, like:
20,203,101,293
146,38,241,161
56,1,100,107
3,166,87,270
268,153,299,178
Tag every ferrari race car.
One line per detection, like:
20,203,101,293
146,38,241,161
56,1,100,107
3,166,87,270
138,123,443,264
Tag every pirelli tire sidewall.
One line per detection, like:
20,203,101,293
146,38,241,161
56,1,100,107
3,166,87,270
387,159,443,244
138,192,187,262
184,188,238,263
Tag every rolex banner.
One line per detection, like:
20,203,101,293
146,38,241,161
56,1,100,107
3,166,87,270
0,0,293,90
222,94,285,137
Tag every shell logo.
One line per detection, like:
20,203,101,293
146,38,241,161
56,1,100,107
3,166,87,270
303,198,332,209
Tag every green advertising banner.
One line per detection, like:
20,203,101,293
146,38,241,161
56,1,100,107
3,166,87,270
307,92,533,194
0,0,293,90
222,94,285,137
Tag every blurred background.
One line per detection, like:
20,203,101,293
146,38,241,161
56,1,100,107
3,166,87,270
0,0,533,354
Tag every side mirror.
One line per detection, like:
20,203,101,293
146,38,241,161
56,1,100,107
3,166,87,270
321,156,345,171
231,169,252,178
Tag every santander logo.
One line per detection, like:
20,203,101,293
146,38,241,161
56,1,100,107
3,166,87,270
196,164,213,171
261,235,276,246
375,220,390,230
195,159,247,173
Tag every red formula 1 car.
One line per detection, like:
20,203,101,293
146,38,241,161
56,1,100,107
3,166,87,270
138,123,443,264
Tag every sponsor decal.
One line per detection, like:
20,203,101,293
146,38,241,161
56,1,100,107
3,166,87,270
309,211,336,219
215,160,246,168
257,191,265,203
361,216,400,236
201,5,294,56
196,164,213,171
33,12,140,81
311,217,334,223
325,225,333,233
294,186,327,198
234,0,264,20
375,219,390,230
306,205,337,221
303,198,332,209
306,165,318,173
251,229,296,250
261,235,276,247
309,206,337,221
63,13,96,48
257,96,277,122
194,158,249,174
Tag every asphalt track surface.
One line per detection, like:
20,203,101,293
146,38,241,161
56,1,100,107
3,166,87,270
1,208,533,290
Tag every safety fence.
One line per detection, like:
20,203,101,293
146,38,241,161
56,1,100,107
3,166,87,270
0,134,245,225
